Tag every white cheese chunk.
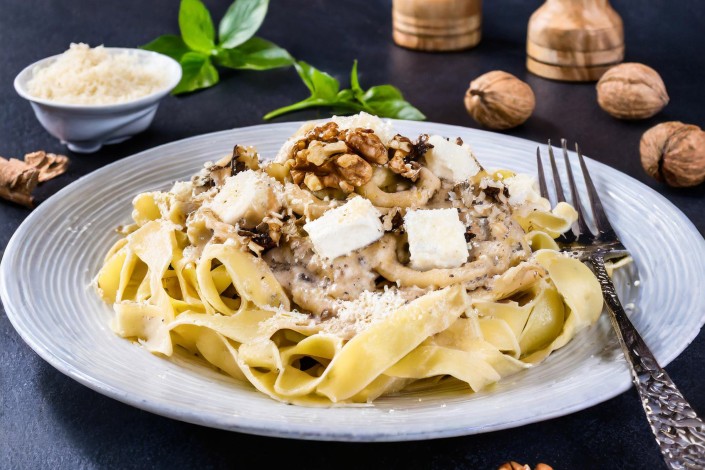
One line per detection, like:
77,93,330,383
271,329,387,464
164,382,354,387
303,197,384,260
208,170,279,227
405,208,469,270
504,173,549,209
425,135,481,182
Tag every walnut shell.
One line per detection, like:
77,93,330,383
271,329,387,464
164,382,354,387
597,63,669,119
640,121,705,187
464,71,535,130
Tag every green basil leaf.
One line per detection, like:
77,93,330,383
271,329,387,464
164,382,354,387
218,0,269,48
214,37,293,70
141,35,191,61
349,60,365,102
295,61,339,99
365,98,426,120
362,84,424,120
362,84,404,103
293,61,315,93
172,52,219,94
265,60,424,121
336,88,356,102
179,0,216,53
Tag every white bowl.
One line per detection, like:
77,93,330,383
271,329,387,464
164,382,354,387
14,48,182,154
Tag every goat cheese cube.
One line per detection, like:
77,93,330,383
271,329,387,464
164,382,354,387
405,208,469,270
304,197,384,260
209,170,280,227
425,135,481,182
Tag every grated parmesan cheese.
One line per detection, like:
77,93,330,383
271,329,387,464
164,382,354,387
323,289,408,337
331,112,396,146
27,43,168,105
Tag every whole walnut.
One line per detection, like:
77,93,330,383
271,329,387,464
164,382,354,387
597,63,669,119
464,71,535,130
640,121,705,187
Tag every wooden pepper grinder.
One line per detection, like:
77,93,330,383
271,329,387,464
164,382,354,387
392,0,483,51
526,0,624,81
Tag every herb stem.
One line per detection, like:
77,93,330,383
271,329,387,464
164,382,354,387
264,98,364,120
263,99,322,120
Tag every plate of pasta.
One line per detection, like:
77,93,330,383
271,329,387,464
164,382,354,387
2,114,705,441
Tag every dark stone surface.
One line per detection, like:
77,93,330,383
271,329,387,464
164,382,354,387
1,1,703,468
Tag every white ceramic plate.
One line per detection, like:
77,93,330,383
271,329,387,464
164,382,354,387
3,121,705,442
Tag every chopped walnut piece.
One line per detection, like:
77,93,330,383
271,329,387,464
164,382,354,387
335,153,373,187
232,145,260,172
301,140,349,166
389,154,422,181
381,207,405,232
238,221,278,256
289,169,305,185
411,134,434,160
345,129,388,164
192,145,260,189
24,151,69,182
0,158,39,207
387,134,429,181
304,173,324,191
0,150,69,208
388,134,413,153
338,180,355,193
262,213,285,244
310,121,341,143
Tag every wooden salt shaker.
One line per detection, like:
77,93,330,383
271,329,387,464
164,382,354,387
526,0,624,81
393,0,482,51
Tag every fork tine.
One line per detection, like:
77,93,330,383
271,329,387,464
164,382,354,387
547,141,567,203
575,143,617,240
562,139,594,242
536,148,549,200
546,141,576,243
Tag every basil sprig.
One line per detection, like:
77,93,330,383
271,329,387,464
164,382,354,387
264,61,425,121
142,0,293,94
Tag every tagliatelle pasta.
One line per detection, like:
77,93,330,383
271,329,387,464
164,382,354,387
96,113,604,406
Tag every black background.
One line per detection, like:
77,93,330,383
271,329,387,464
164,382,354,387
1,1,704,468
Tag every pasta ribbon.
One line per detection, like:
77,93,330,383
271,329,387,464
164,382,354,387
514,201,578,238
197,243,290,313
316,285,469,402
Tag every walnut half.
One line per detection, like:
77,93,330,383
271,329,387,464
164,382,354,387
345,129,388,164
498,462,553,470
286,123,384,193
640,121,705,187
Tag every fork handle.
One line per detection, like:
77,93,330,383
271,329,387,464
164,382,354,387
592,257,705,469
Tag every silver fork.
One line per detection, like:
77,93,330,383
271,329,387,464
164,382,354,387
537,139,705,469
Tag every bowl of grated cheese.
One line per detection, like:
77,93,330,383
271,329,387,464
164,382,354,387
14,43,181,153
